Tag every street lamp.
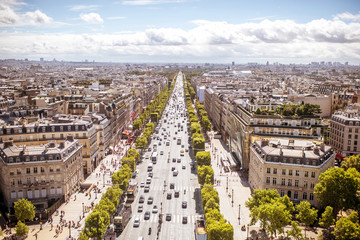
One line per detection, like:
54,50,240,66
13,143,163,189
231,189,234,207
103,173,105,187
247,224,249,239
68,221,71,238
226,176,228,192
238,204,241,225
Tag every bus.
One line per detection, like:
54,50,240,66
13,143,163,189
177,137,181,145
151,152,158,164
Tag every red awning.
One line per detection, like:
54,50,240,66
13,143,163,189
336,154,344,160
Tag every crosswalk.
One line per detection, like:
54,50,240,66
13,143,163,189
132,214,196,224
147,186,197,192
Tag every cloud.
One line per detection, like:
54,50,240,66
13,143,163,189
70,5,100,12
107,16,126,20
0,18,359,63
334,12,360,21
122,0,185,5
0,0,52,26
80,13,103,24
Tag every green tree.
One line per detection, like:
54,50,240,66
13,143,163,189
341,155,360,173
122,157,136,172
196,151,211,166
205,209,223,223
84,210,110,240
296,201,318,238
201,185,219,206
286,221,303,240
205,197,220,213
128,148,140,161
197,165,214,186
319,206,335,229
314,167,360,215
96,198,116,215
191,122,201,134
150,112,158,122
102,185,123,207
14,198,35,222
135,136,147,150
333,211,360,240
207,221,234,240
15,221,28,237
133,119,142,131
202,116,212,132
193,137,205,153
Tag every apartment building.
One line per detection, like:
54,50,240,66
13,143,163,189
0,115,98,176
249,139,335,206
330,109,360,158
0,137,83,210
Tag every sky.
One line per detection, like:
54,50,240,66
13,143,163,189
0,0,360,64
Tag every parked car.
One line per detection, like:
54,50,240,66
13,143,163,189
133,218,140,227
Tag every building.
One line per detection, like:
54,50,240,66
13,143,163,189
330,109,360,159
0,137,83,210
249,139,335,206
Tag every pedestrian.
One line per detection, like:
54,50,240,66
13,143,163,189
35,233,37,240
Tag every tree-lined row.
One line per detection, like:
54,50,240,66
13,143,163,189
183,75,233,240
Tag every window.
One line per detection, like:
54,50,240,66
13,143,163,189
310,182,315,189
289,170,293,176
311,172,316,178
309,193,314,201
348,140,351,145
282,169,286,175
296,170,299,176
281,179,285,186
41,167,45,173
305,171,309,177
18,179,22,185
295,180,299,187
266,177,270,184
83,133,86,137
304,181,308,188
26,168,30,174
11,179,15,186
355,135,358,139
303,192,307,200
267,168,271,174
26,178,31,185
273,168,277,174
294,191,298,200
349,128,353,133
33,167,37,173
288,179,292,186
49,167,54,172
349,134,352,139
273,178,277,185
280,190,284,197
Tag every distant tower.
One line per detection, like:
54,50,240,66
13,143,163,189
232,61,235,66
40,58,44,62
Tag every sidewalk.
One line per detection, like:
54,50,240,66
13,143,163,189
3,140,130,240
206,131,254,240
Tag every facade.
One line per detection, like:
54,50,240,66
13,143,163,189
330,109,360,158
249,139,335,206
0,137,83,210
0,115,98,176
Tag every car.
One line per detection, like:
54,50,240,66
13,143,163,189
171,166,176,171
181,144,184,148
180,150,184,156
167,193,172,199
166,213,172,221
185,149,189,152
160,150,164,155
182,216,188,224
144,185,150,193
172,158,176,162
175,131,177,134
148,172,153,178
182,201,187,208
174,190,180,198
147,196,153,204
140,182,145,188
152,205,158,213
182,165,186,169
173,137,176,140
146,177,151,184
139,195,145,203
159,141,162,146
170,183,175,189
133,217,140,227
138,205,143,212
173,170,178,176
144,211,151,220
177,158,181,163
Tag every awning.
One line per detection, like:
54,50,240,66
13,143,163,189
336,153,344,160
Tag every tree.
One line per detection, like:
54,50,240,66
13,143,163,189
133,119,142,131
128,148,140,161
207,221,234,240
102,186,123,208
14,198,35,222
314,167,360,215
319,206,335,229
205,208,223,223
201,185,219,206
341,155,360,173
286,221,303,240
122,157,136,172
135,136,147,150
96,198,116,215
193,137,205,153
202,116,212,132
112,165,132,191
191,122,201,134
84,210,110,240
296,201,318,237
15,221,28,237
204,197,220,213
196,151,211,166
198,165,214,186
333,211,360,240
150,112,158,122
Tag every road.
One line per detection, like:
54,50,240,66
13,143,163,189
119,72,202,240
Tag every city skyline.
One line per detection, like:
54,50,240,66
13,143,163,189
0,0,359,64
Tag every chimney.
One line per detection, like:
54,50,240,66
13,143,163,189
320,143,325,151
313,146,320,154
60,141,65,148
261,138,268,147
4,140,13,148
48,140,56,148
66,134,74,141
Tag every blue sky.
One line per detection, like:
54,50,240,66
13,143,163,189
0,0,359,63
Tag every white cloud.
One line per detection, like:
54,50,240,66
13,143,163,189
107,16,126,20
122,0,185,5
70,5,100,12
334,12,360,21
0,0,52,26
80,13,103,24
0,18,359,63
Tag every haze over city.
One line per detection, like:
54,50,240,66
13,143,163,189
0,0,360,64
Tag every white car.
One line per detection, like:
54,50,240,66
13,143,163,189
140,182,145,188
133,218,140,227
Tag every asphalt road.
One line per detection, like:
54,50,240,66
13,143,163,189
118,72,202,240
